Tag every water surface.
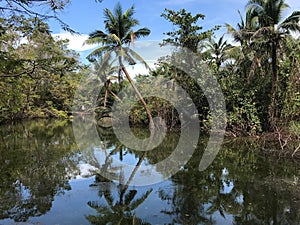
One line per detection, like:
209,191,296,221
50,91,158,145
0,119,299,225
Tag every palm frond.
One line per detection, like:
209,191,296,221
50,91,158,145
104,190,115,208
107,33,122,45
124,4,135,20
86,46,113,61
89,30,108,39
133,27,151,39
127,47,151,70
104,8,115,25
252,26,274,41
129,189,153,211
279,11,300,32
113,2,123,20
124,190,137,206
84,37,105,46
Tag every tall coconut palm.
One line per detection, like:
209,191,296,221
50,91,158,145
246,0,300,128
226,10,266,81
84,2,155,130
226,10,256,47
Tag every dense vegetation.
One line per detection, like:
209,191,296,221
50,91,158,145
0,0,299,154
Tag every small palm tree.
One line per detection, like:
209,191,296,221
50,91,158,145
85,2,155,130
205,35,233,71
93,55,120,108
246,0,300,127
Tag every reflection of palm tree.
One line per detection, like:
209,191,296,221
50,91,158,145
87,127,152,224
87,159,152,225
87,187,152,225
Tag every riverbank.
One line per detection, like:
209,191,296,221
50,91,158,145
1,112,299,160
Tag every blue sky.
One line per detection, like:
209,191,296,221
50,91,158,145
49,0,300,64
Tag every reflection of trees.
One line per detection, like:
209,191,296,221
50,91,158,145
0,119,79,222
87,127,300,224
157,138,300,225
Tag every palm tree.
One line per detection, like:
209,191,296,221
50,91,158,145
226,10,254,47
245,0,300,128
93,55,120,109
205,35,233,71
226,10,266,82
84,2,155,130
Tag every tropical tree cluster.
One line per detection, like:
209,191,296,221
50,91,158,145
0,16,81,123
90,1,300,141
1,0,299,143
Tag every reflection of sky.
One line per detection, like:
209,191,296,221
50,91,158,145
3,177,236,225
93,147,166,186
29,177,98,225
0,160,247,225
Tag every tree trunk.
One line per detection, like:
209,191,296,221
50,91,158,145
120,63,155,130
270,40,279,129
104,85,108,108
118,56,123,91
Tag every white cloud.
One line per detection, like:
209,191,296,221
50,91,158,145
132,40,173,62
53,32,97,52
126,62,157,77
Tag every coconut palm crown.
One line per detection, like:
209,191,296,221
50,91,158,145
84,2,150,66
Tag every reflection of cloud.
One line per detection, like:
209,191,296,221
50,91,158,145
53,32,97,52
76,163,98,180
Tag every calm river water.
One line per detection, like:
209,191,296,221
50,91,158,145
0,119,299,225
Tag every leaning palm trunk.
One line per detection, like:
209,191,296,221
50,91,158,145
120,63,155,130
104,89,108,108
118,56,123,91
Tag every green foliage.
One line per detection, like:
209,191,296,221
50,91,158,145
0,16,81,123
161,8,219,52
0,0,75,32
289,121,300,136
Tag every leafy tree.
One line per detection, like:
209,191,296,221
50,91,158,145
0,16,80,122
0,0,104,32
0,0,73,31
161,8,219,53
